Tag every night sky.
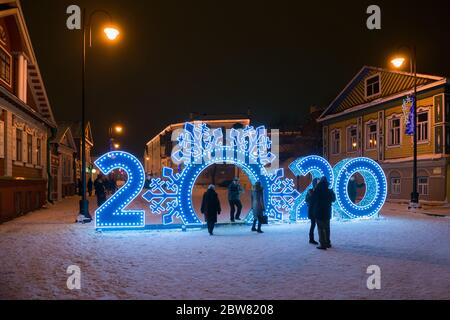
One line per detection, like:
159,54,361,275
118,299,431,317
20,0,450,156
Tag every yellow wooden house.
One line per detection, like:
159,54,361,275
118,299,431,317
318,66,450,204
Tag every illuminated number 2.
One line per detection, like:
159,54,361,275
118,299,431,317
94,151,146,228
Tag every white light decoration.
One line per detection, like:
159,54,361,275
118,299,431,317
94,151,146,229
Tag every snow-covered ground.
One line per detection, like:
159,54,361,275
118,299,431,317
0,195,449,300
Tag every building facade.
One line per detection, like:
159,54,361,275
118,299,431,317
50,123,77,201
144,115,251,186
58,121,94,184
0,1,57,222
318,66,450,204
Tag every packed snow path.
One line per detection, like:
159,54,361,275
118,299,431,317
0,196,449,299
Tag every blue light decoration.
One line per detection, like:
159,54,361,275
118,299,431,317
332,157,387,219
142,122,300,225
288,156,387,221
93,125,387,230
288,155,334,221
95,151,146,229
403,95,415,136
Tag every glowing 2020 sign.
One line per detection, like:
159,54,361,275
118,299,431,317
94,122,387,230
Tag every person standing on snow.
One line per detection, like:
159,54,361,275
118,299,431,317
251,181,265,233
305,178,319,244
228,177,243,222
201,185,221,235
314,177,336,250
94,174,107,207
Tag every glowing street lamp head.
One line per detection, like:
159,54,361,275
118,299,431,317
391,57,406,68
114,143,120,149
114,125,123,134
104,27,120,41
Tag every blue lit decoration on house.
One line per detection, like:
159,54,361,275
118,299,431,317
403,95,415,136
288,156,334,221
332,157,387,219
142,122,300,225
95,151,146,228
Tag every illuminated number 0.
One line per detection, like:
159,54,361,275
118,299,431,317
94,151,146,228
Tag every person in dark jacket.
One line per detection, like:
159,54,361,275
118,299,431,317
305,178,319,244
251,181,265,233
347,176,365,203
228,177,243,222
94,174,107,207
87,178,93,197
201,185,221,235
314,176,336,250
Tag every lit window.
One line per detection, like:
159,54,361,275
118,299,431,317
388,117,401,146
0,46,11,85
417,111,429,142
331,130,341,155
391,177,401,194
366,122,377,150
347,126,357,152
366,74,380,98
418,176,429,195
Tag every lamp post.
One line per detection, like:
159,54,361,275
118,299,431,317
79,9,120,221
390,45,419,209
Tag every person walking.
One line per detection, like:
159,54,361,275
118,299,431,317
201,185,221,235
305,178,319,244
94,174,107,207
347,176,365,204
251,181,265,233
228,177,243,222
314,177,336,250
87,178,93,197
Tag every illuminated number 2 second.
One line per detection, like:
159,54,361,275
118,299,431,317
94,151,146,228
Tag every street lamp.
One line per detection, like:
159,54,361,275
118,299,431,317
390,45,419,209
109,124,124,151
79,9,120,222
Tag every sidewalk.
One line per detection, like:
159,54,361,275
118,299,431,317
383,202,450,218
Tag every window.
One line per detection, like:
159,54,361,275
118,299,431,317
388,117,401,146
331,129,341,155
418,177,429,195
16,129,22,161
36,138,41,166
366,122,377,150
391,177,401,194
0,46,11,85
27,134,32,163
418,111,429,142
347,126,357,152
365,74,380,98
